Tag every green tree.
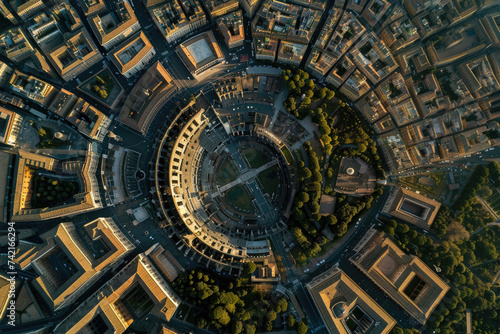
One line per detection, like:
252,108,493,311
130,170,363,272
264,321,273,332
211,306,231,326
232,320,243,334
266,310,277,321
392,327,404,334
296,321,308,334
245,324,256,334
325,89,335,100
243,261,257,275
196,317,208,328
287,314,296,328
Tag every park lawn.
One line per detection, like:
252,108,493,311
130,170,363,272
258,165,279,196
242,147,271,168
398,172,447,200
225,185,254,212
219,158,239,186
281,146,294,164
484,187,500,215
86,70,115,100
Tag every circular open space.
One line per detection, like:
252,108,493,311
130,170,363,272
156,102,299,266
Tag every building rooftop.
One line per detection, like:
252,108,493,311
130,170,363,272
382,187,441,229
176,30,224,75
217,10,245,47
54,250,181,334
119,61,176,135
30,218,135,311
350,230,450,324
306,267,396,334
110,31,155,75
252,0,321,44
87,0,140,49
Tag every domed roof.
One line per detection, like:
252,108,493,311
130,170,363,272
332,301,349,319
346,167,355,175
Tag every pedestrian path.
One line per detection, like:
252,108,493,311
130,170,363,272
214,160,278,194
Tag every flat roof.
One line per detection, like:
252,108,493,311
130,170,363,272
186,38,213,64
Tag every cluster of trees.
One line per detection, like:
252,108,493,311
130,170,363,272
380,215,499,334
458,225,500,283
32,176,78,208
281,68,335,120
172,269,306,334
91,74,114,99
451,165,495,232
488,161,500,183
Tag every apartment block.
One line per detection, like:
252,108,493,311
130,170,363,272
119,61,177,135
239,0,262,18
11,143,103,221
204,0,239,19
339,69,370,101
377,129,415,171
355,91,388,123
78,0,107,16
28,1,83,53
361,0,391,27
28,219,135,311
8,70,56,105
350,32,397,85
110,31,156,78
372,114,396,134
46,89,111,142
87,0,141,50
0,1,17,24
388,98,420,127
217,10,245,48
0,29,55,78
252,0,321,45
458,55,500,99
305,8,344,78
350,230,449,324
277,41,307,66
254,37,279,62
396,46,431,76
346,0,368,13
379,15,419,53
147,0,207,43
46,28,103,82
375,72,411,108
325,55,356,87
0,107,23,146
9,0,45,20
407,73,449,118
54,249,181,334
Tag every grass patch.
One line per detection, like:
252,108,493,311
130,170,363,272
218,157,239,186
225,185,254,212
281,146,294,164
242,147,271,169
80,69,117,103
399,172,447,200
484,187,500,215
257,164,279,196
